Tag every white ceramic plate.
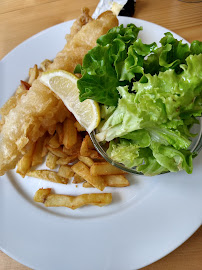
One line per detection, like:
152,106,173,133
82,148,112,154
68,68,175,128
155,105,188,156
0,17,202,270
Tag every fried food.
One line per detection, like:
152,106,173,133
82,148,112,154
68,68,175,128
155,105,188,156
90,162,127,176
46,152,58,170
32,134,47,167
0,9,118,176
16,143,36,177
27,170,68,184
83,175,129,187
1,8,131,210
72,161,106,191
78,155,94,167
34,188,112,209
63,118,77,149
72,174,85,184
58,165,74,178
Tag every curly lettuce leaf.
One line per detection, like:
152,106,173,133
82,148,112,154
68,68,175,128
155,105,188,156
96,54,202,142
190,40,202,55
136,148,167,176
77,46,119,106
107,139,143,168
121,129,151,147
118,40,157,81
146,126,191,150
97,24,142,46
150,142,193,174
77,24,143,106
144,32,191,75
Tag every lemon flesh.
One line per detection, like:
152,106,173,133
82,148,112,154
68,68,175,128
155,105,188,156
40,70,100,133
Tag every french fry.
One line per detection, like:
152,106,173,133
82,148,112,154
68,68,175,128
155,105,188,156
47,124,57,135
85,135,95,149
16,143,36,177
74,121,86,132
63,118,77,149
34,188,51,203
56,123,64,144
63,133,82,155
89,150,101,159
40,59,52,71
48,133,60,148
83,175,129,187
45,193,112,209
80,135,100,158
80,135,89,156
64,109,73,119
28,64,39,85
83,182,94,188
27,170,68,184
56,155,78,165
72,174,85,184
71,161,106,191
47,145,67,158
58,165,74,178
46,152,58,170
32,135,46,166
78,155,94,167
34,189,112,209
41,134,51,157
104,175,129,187
90,162,126,176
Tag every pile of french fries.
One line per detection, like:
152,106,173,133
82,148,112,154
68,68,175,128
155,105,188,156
16,64,129,210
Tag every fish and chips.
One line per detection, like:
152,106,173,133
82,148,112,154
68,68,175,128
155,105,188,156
0,9,129,209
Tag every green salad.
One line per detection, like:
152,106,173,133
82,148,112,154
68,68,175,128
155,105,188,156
75,24,202,176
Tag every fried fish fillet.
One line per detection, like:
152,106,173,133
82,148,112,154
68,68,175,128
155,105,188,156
0,10,118,176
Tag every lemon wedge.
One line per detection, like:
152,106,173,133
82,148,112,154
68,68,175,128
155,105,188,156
40,70,100,133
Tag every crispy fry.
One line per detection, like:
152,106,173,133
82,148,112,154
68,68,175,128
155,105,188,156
48,133,60,148
63,133,82,155
80,135,100,158
47,145,67,158
32,135,46,166
63,118,77,149
85,135,95,149
80,135,90,156
56,155,78,165
89,150,100,159
104,175,129,187
44,193,112,209
90,162,126,176
40,59,52,71
41,134,51,157
74,121,86,132
72,174,85,184
34,188,51,203
16,143,36,177
56,123,64,144
47,124,57,135
71,161,106,191
46,152,58,170
28,64,39,85
34,188,112,209
27,170,68,184
83,182,94,188
83,175,129,187
58,165,74,178
78,155,94,167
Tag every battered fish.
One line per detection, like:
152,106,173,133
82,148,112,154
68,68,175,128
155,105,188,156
0,10,118,175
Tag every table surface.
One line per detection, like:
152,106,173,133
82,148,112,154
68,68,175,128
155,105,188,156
0,0,202,269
